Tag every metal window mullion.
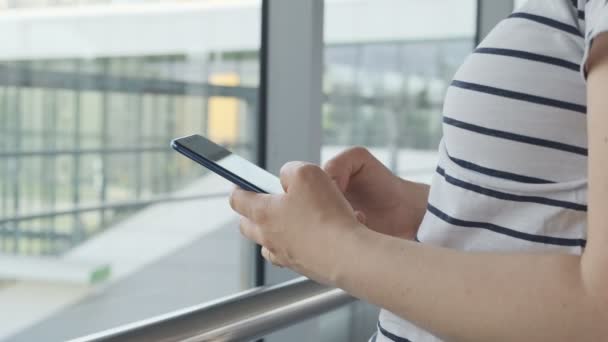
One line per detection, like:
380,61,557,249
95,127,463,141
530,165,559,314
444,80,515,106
134,91,143,199
73,61,83,244
263,0,324,284
40,87,50,254
12,82,22,254
201,56,209,139
164,59,177,193
262,0,324,340
50,89,58,254
254,1,271,290
351,45,363,145
100,60,109,227
24,76,38,256
43,88,59,255
0,86,6,252
152,94,161,195
165,93,176,192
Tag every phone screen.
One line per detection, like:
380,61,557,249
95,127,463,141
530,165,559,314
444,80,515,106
172,134,284,194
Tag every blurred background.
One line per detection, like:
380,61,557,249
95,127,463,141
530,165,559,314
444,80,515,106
0,0,518,341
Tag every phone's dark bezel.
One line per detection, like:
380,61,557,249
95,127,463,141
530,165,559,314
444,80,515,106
171,137,269,194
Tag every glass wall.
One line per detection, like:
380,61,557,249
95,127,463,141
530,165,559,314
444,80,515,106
0,0,486,341
0,56,259,256
311,1,478,341
323,0,478,184
0,1,261,341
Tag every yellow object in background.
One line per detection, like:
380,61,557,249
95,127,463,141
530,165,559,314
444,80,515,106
208,73,240,145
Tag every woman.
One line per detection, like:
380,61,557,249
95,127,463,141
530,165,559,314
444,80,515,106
230,0,608,340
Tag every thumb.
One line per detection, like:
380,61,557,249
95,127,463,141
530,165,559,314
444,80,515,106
323,161,353,193
322,148,370,193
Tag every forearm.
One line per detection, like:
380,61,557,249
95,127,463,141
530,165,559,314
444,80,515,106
335,227,608,341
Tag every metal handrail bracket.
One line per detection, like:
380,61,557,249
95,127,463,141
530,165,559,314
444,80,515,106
70,277,355,342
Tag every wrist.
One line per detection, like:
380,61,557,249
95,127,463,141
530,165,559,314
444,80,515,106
329,222,373,288
397,179,430,238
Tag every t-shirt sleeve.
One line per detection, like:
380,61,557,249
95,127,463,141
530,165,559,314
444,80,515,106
582,0,608,78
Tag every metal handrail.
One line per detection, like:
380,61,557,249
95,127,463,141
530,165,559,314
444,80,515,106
0,64,259,102
70,277,355,342
0,192,230,224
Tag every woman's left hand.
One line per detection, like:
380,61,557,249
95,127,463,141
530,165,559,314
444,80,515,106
229,161,364,285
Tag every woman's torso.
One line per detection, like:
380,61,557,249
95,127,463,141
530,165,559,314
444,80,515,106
376,1,590,340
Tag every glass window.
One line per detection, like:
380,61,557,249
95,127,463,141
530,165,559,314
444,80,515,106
323,0,477,184
316,1,478,340
0,1,261,340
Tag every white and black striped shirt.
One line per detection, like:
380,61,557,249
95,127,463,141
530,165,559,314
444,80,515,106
374,0,608,341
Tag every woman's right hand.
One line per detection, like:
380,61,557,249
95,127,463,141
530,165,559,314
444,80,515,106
323,147,429,240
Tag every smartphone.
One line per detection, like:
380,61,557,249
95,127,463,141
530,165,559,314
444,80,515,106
171,134,284,194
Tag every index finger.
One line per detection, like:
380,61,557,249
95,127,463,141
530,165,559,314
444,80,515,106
279,161,326,193
229,187,274,222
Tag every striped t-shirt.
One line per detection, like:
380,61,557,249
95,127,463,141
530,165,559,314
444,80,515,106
374,0,608,341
